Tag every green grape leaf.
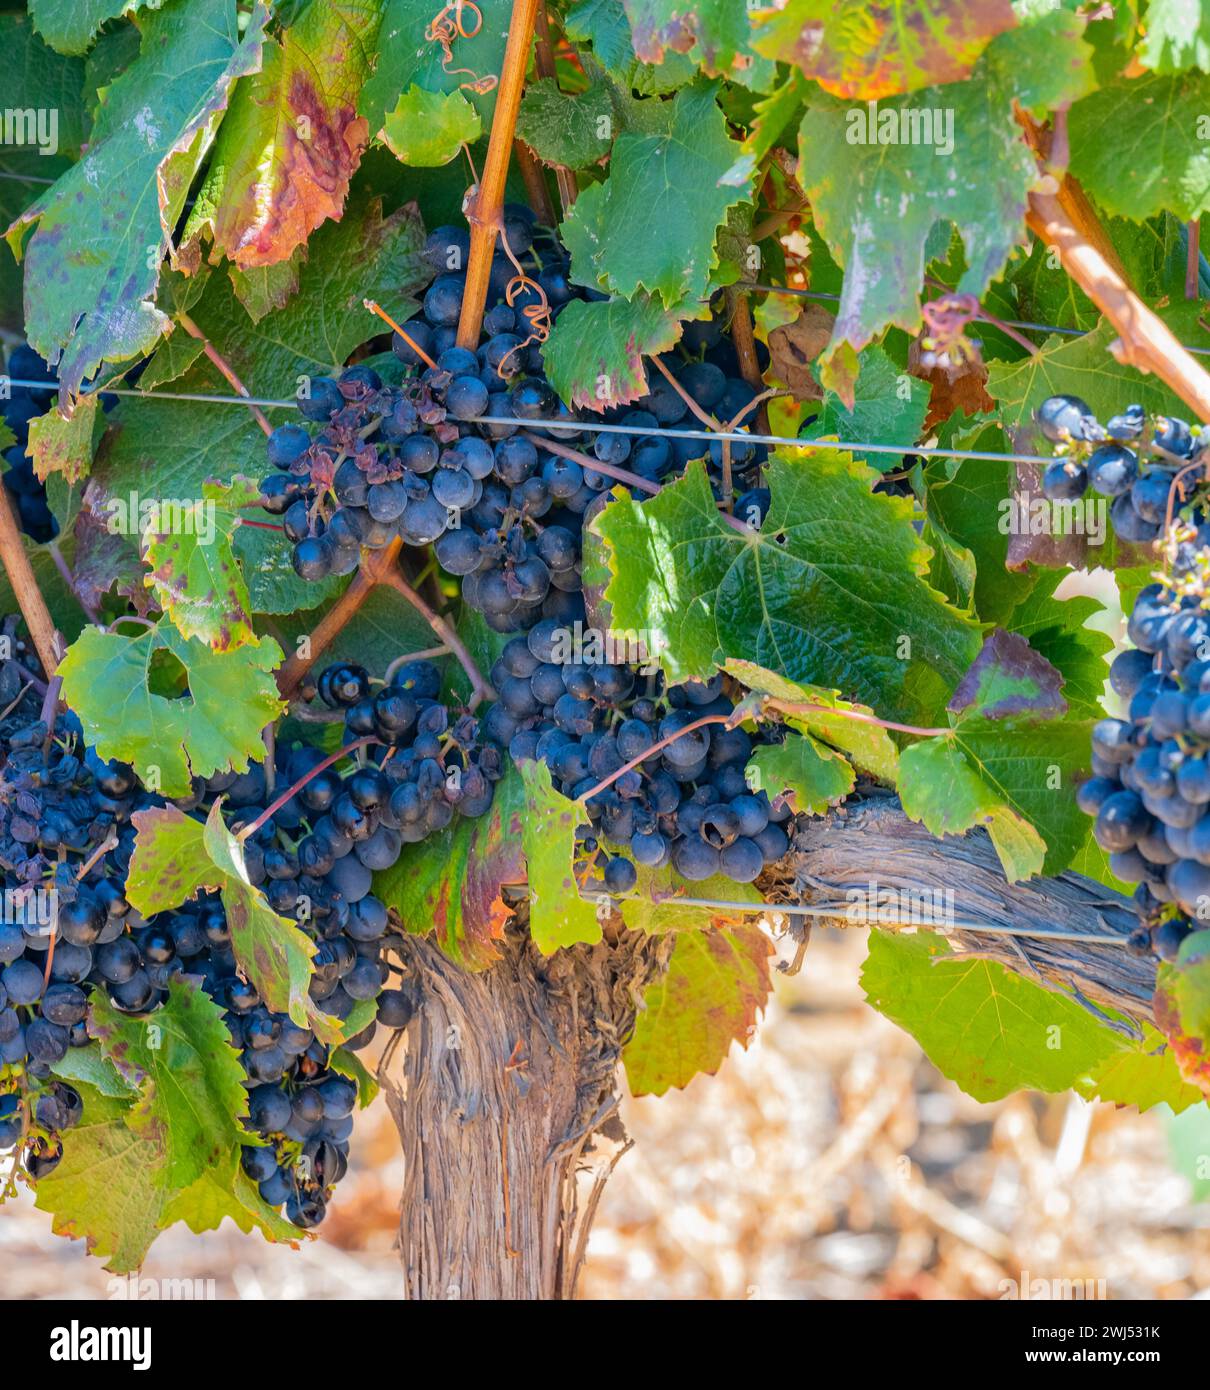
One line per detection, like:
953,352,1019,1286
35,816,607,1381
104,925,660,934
34,1080,169,1272
1070,73,1210,221
541,292,698,412
720,69,806,187
382,86,481,167
753,0,1016,100
138,332,206,391
142,476,261,650
1154,932,1210,1101
27,394,103,484
725,658,901,782
565,0,698,92
1002,572,1114,723
1165,1103,1210,1199
947,628,1067,721
898,715,1091,880
914,433,1028,625
516,76,613,169
234,522,343,619
799,344,930,471
161,1165,302,1246
6,0,268,398
58,620,284,795
93,190,425,509
987,320,1185,429
591,453,980,726
621,0,757,75
861,929,1131,1102
1138,0,1210,74
126,803,352,1045
360,0,507,136
89,979,251,1190
747,733,855,813
897,730,1046,880
29,0,161,56
6,11,90,157
619,867,763,934
518,760,601,955
229,254,302,323
52,1044,137,1099
623,925,772,1096
183,0,383,268
330,1047,379,1108
569,81,752,308
1075,1024,1204,1114
799,13,1094,386
374,765,527,971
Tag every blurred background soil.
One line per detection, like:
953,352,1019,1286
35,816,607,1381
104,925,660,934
3,925,1208,1301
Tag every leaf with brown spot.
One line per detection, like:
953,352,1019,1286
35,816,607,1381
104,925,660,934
767,302,833,402
948,627,1066,722
142,475,261,650
1154,934,1210,1102
623,926,772,1096
183,0,383,268
70,504,151,616
753,0,1016,100
374,765,528,971
27,391,103,483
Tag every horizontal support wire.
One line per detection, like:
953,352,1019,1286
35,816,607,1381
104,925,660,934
736,282,1210,359
2,378,1056,466
580,893,1132,947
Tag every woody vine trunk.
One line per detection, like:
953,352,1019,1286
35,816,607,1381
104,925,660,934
381,921,673,1300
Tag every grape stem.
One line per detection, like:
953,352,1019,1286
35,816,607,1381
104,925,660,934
277,537,404,699
574,698,949,805
1020,111,1210,420
456,0,543,348
513,138,558,226
574,711,736,805
177,312,272,437
520,431,660,496
75,834,119,881
727,292,770,436
0,483,62,678
533,0,577,216
379,567,496,709
364,300,439,371
383,645,452,683
237,735,377,841
48,540,99,625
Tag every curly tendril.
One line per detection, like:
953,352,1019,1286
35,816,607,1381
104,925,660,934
425,1,499,96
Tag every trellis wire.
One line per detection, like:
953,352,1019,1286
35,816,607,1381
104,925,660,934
581,893,1133,947
1,378,1056,466
737,282,1210,359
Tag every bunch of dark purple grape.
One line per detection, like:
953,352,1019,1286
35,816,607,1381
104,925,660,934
485,623,794,892
258,205,770,611
1082,551,1210,961
0,641,496,1229
1036,393,1203,544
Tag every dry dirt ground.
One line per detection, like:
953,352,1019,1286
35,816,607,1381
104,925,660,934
2,926,1207,1302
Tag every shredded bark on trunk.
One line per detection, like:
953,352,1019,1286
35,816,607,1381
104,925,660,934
380,921,673,1300
381,797,1152,1300
786,795,1153,1017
